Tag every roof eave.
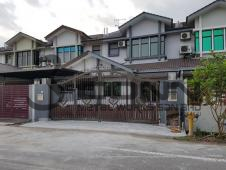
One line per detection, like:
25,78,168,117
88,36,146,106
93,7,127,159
186,0,226,24
119,12,173,31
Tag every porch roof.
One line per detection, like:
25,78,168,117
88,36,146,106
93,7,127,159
0,63,20,73
63,51,134,74
128,58,200,73
0,67,79,79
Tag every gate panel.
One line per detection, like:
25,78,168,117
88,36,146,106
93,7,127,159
0,85,29,119
50,70,159,124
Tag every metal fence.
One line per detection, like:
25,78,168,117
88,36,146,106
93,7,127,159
50,70,159,124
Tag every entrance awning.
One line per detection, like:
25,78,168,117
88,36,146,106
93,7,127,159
0,67,80,79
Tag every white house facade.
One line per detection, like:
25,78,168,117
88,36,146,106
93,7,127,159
0,0,226,132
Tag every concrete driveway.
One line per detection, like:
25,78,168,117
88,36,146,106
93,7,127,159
22,120,186,137
0,123,226,170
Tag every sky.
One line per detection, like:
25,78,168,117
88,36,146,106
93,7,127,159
0,0,214,46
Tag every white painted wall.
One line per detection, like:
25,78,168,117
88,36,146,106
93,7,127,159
15,38,33,51
100,43,126,64
69,57,97,72
195,7,226,29
0,54,5,64
188,106,226,133
53,31,80,47
165,33,194,59
127,19,162,37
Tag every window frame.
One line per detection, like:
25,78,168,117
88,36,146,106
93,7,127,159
202,30,212,52
168,83,178,102
195,31,200,53
92,45,101,56
150,37,158,56
16,51,32,67
141,38,149,57
132,39,140,58
104,82,121,97
108,42,119,57
213,29,224,51
57,45,83,64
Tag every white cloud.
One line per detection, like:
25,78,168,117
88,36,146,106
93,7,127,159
0,0,215,46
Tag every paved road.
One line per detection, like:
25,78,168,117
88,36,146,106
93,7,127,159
0,125,226,170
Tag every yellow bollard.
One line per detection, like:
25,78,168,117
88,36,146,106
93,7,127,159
187,112,195,136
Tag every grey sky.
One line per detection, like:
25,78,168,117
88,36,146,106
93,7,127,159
0,0,215,46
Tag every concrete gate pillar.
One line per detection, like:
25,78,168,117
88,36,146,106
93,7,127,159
30,78,51,122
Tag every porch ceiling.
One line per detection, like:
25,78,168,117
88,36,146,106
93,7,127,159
0,68,80,79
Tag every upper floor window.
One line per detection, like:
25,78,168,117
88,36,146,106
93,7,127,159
150,37,158,56
202,30,212,52
57,45,83,64
214,29,224,51
92,45,101,55
17,51,31,67
5,55,13,65
141,38,149,57
16,51,39,67
109,43,119,57
132,39,140,58
195,32,200,53
129,36,165,59
195,28,225,53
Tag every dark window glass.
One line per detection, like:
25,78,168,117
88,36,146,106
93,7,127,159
113,82,121,96
109,43,119,57
17,53,23,67
126,40,130,58
17,51,32,67
160,36,165,55
57,47,64,53
104,82,112,97
93,45,101,55
22,52,27,66
104,82,121,97
141,38,149,57
57,46,83,64
150,37,158,56
132,39,140,58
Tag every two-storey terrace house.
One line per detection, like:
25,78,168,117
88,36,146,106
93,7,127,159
0,0,225,132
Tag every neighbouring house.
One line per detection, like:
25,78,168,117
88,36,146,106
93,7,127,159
0,0,226,132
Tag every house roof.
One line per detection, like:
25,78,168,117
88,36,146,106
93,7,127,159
0,63,20,73
187,0,226,23
5,32,46,46
0,67,79,79
45,25,90,40
0,47,13,53
128,58,200,73
89,34,104,39
62,51,134,74
119,12,173,31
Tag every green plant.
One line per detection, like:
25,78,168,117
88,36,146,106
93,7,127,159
189,53,226,137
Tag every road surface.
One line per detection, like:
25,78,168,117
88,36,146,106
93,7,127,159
0,125,225,170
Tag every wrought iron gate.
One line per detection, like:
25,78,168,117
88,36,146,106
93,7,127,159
50,70,159,124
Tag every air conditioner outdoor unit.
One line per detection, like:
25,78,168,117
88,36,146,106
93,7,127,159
118,41,126,48
180,45,192,54
181,32,191,40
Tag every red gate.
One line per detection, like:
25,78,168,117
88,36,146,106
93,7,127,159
0,85,29,119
